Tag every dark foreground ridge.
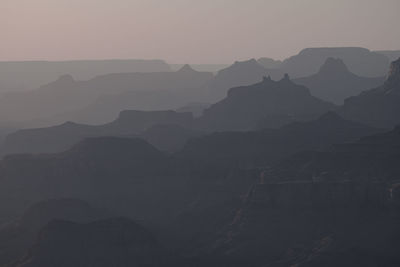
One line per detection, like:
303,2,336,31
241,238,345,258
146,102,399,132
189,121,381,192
14,217,168,267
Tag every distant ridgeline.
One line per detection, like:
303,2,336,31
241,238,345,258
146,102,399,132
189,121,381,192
0,65,213,127
294,57,385,104
0,59,172,92
0,58,398,267
277,47,390,78
1,110,194,155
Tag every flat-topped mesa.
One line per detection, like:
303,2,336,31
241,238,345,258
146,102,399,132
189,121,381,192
233,58,258,66
220,59,266,76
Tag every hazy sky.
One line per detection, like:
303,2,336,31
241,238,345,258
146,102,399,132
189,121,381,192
1,0,399,63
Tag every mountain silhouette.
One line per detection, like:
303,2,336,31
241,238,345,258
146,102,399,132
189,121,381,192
257,57,282,69
0,59,171,93
181,112,379,167
271,124,400,183
204,59,284,102
0,136,178,223
281,47,389,78
1,110,193,155
0,46,398,267
57,65,213,125
198,75,335,131
340,57,400,128
0,66,212,127
294,58,385,104
0,198,104,266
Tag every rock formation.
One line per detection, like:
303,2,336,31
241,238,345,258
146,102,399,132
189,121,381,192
198,75,335,131
281,47,389,77
340,58,400,128
294,58,384,104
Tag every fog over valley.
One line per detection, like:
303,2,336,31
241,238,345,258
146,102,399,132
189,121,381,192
0,1,399,266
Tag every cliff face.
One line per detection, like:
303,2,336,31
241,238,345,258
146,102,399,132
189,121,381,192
214,200,400,267
340,58,400,128
207,177,399,267
385,57,400,90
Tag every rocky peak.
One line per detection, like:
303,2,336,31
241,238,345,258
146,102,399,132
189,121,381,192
214,59,268,84
177,64,196,73
279,73,293,84
262,76,272,83
40,74,75,90
318,57,349,75
257,57,282,69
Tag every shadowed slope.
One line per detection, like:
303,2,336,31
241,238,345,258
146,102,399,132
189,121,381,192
340,58,400,128
15,217,168,267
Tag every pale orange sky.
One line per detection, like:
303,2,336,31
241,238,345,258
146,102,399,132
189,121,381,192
1,0,399,63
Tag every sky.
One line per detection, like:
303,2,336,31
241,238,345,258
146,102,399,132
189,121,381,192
1,0,400,64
